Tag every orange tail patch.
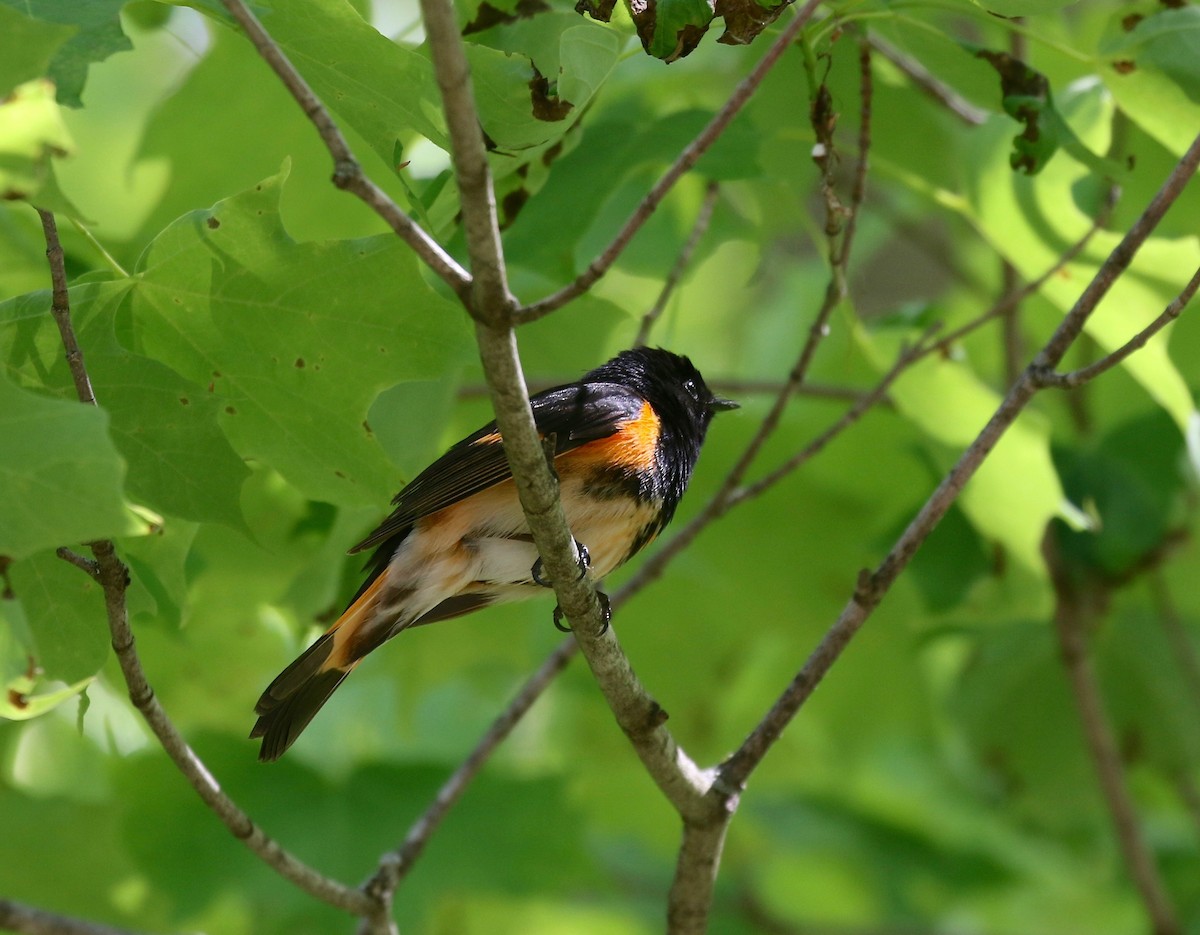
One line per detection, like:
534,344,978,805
251,573,390,761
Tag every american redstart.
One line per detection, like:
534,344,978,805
251,347,736,761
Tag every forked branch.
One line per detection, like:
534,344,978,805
37,211,382,927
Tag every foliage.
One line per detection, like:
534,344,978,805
2,0,1200,933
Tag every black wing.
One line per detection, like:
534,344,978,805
348,381,645,555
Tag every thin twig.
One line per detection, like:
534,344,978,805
623,38,878,601
415,0,514,320
1045,534,1182,935
730,208,1109,507
657,40,877,934
37,211,95,406
37,213,379,924
0,899,146,935
635,182,720,346
865,34,988,127
715,129,1200,795
728,337,926,508
517,0,825,323
55,546,100,580
365,636,578,892
217,0,471,300
1032,263,1200,390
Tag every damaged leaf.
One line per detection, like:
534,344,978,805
715,0,791,46
464,0,551,35
974,48,1126,178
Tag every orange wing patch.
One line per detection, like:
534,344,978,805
562,401,661,472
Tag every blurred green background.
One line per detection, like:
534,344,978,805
2,0,1200,932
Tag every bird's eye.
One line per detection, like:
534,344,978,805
683,378,700,399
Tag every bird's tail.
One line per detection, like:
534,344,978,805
250,573,389,761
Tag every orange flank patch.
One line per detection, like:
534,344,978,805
564,401,660,472
324,572,388,667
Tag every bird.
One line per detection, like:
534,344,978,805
251,347,737,761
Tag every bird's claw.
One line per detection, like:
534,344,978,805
531,541,591,588
552,591,611,635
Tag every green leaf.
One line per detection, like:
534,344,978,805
183,0,448,161
465,17,619,149
131,167,472,506
1052,411,1189,580
1101,7,1200,156
0,5,77,98
0,282,251,529
0,79,73,204
79,305,252,530
0,0,132,107
0,369,133,559
1104,8,1200,103
8,550,108,684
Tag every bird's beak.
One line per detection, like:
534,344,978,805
710,396,739,412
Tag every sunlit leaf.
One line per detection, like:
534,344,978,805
130,166,473,506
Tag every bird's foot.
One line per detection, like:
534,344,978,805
531,541,591,588
553,591,611,636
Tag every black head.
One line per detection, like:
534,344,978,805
585,346,737,443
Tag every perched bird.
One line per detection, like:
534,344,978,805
251,347,736,761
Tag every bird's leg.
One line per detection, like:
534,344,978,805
531,540,590,587
553,590,611,635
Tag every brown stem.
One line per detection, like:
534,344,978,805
37,212,378,922
635,181,720,346
0,900,146,935
1045,533,1181,935
667,819,732,935
37,210,96,405
415,0,514,321
1032,263,1200,390
865,34,987,127
366,637,578,892
517,0,825,323
715,129,1200,794
217,0,471,299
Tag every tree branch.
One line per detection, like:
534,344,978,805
0,899,146,935
217,0,471,300
635,181,720,346
364,636,577,893
54,546,99,580
37,211,95,406
865,34,988,127
715,128,1200,795
36,213,379,924
1032,263,1200,390
516,0,825,323
1044,533,1182,935
667,820,732,935
415,0,514,320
